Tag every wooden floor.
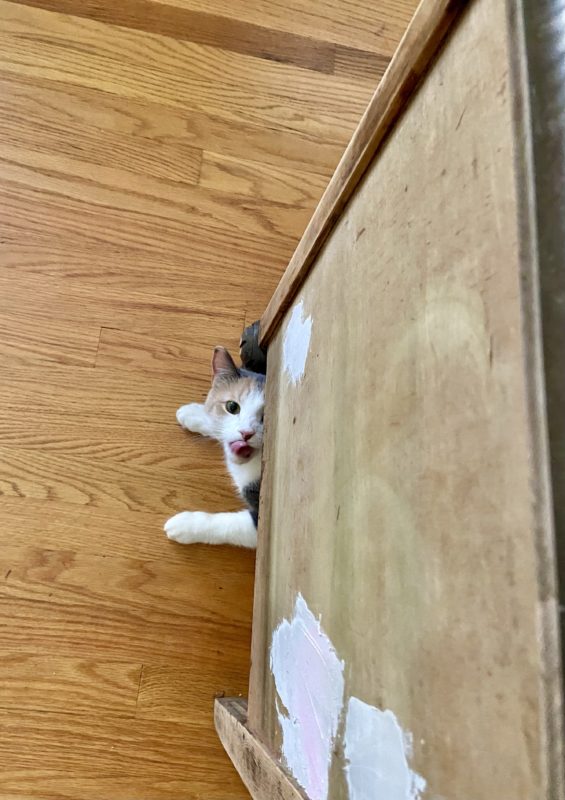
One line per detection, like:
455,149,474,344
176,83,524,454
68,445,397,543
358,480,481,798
0,1,416,797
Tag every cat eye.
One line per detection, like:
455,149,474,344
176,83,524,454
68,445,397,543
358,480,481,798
225,400,240,415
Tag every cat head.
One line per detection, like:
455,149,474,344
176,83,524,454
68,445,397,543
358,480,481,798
204,347,265,462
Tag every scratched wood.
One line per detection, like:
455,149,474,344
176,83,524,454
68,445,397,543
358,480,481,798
248,0,564,797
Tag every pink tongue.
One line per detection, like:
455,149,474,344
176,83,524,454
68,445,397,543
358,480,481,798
230,441,253,458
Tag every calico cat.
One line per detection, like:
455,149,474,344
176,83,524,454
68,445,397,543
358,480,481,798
164,346,264,548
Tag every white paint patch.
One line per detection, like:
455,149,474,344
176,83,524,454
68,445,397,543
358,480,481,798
344,697,426,800
283,300,312,384
270,594,344,800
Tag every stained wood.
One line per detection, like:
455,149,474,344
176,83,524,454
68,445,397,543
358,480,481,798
250,0,563,797
260,0,470,345
7,0,336,74
0,657,141,716
156,0,417,56
215,698,307,800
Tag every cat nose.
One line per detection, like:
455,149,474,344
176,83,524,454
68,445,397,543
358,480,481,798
239,430,254,441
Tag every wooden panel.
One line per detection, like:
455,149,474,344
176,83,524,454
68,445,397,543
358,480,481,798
215,698,307,800
250,0,563,797
259,0,470,344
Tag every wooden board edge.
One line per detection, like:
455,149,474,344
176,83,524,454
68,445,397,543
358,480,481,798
259,0,470,346
507,1,565,797
214,697,309,800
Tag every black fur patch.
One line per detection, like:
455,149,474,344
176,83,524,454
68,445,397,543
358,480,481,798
242,479,261,528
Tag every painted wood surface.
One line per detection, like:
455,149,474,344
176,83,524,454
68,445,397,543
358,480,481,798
249,0,563,797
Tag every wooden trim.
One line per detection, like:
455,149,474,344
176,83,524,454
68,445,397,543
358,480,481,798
259,0,470,346
507,1,565,796
214,697,308,800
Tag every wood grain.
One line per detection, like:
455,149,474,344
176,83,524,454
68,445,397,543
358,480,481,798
251,0,563,796
153,0,418,56
0,656,141,716
260,0,470,344
6,0,336,74
0,0,414,795
215,698,307,800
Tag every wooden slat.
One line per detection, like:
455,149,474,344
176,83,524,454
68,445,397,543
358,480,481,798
215,697,307,800
260,0,470,345
7,0,336,74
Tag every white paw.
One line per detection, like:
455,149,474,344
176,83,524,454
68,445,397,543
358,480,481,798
176,403,210,434
164,511,208,544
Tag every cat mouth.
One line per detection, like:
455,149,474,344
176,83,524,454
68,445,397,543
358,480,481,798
229,440,254,458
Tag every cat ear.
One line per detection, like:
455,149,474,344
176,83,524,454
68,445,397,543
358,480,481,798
212,347,239,380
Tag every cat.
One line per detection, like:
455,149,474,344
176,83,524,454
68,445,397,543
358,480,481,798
164,346,264,548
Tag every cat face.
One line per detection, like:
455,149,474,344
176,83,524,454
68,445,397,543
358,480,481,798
205,347,264,462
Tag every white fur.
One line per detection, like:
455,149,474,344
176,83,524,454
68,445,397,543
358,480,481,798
165,383,264,548
176,403,214,436
165,510,257,548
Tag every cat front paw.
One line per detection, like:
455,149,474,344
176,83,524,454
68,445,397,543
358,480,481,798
164,511,208,544
176,403,211,435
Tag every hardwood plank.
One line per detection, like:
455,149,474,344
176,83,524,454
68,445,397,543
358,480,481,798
0,1,373,140
0,156,302,248
0,269,245,324
199,151,327,209
0,769,246,800
7,0,335,74
0,74,202,186
0,544,254,664
0,314,99,368
0,446,235,515
0,709,248,787
0,656,141,716
333,45,390,83
0,413,219,472
96,326,234,380
0,366,201,423
151,0,418,56
0,497,198,563
215,698,307,800
260,0,470,344
0,71,343,176
138,665,248,723
0,179,293,276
